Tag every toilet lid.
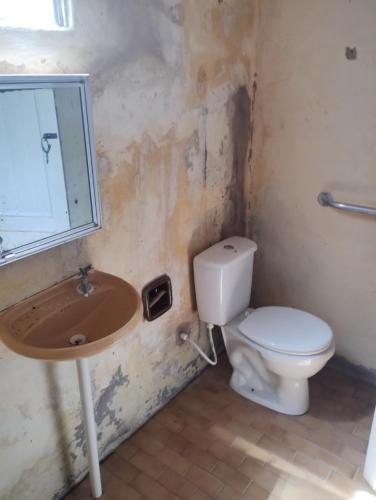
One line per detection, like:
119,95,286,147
238,307,333,355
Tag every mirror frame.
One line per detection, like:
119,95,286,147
0,74,101,266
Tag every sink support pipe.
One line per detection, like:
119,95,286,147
76,357,102,498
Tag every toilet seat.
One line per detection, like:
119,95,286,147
238,306,333,356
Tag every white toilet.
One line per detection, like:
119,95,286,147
193,236,335,415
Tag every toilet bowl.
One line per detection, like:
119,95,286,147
193,236,335,415
222,308,335,415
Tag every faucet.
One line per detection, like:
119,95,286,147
79,265,93,297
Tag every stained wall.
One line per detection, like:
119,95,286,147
0,1,258,498
251,0,376,373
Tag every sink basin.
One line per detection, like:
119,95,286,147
0,269,142,498
0,270,141,361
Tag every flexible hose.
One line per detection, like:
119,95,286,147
180,323,217,366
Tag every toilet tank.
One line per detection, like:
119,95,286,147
193,236,257,326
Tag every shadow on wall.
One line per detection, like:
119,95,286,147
185,86,253,311
221,85,251,239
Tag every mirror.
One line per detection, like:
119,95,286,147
0,75,101,266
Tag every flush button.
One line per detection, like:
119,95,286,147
142,275,172,321
224,244,237,252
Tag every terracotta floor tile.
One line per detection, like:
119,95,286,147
304,428,343,455
189,490,212,500
185,465,224,498
67,478,91,498
104,472,144,500
277,416,309,438
208,422,238,446
216,484,243,500
183,424,214,451
342,395,373,414
208,440,246,468
353,420,372,441
157,445,191,476
333,427,368,454
68,490,113,500
130,428,165,456
251,465,288,496
256,434,296,462
317,448,357,479
223,401,258,427
353,383,376,403
66,356,375,500
103,453,139,484
239,460,285,493
353,464,368,483
231,435,272,463
183,413,212,432
143,419,189,453
199,402,232,426
182,443,218,472
154,407,185,433
281,430,322,457
116,440,139,462
244,481,281,500
195,388,230,409
158,468,197,499
333,418,358,435
130,472,170,500
221,419,262,445
250,418,287,441
171,391,206,415
163,493,181,500
327,470,375,499
292,451,332,480
212,460,251,494
276,476,341,500
130,450,165,480
340,444,366,467
67,478,110,500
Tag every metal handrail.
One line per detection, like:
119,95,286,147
318,192,376,216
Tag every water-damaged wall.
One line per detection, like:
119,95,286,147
0,1,258,498
251,0,376,375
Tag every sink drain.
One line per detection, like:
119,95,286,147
69,334,87,346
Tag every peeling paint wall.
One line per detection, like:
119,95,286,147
0,1,257,498
251,0,376,371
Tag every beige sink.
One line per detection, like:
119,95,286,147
0,270,141,361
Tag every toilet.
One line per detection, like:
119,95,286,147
193,236,335,415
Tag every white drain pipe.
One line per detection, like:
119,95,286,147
76,357,102,498
180,323,218,366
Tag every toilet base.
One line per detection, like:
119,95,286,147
230,370,309,416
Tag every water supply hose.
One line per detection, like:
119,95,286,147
180,323,217,366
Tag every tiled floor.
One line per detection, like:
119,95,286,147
66,356,376,500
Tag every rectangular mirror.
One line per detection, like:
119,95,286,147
0,74,101,266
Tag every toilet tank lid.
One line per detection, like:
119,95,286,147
194,237,257,269
238,306,333,355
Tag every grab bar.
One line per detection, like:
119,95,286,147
318,192,376,216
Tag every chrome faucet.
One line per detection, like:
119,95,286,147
78,265,93,297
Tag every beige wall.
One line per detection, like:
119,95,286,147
0,1,257,498
251,0,376,372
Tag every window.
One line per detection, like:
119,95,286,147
0,0,72,30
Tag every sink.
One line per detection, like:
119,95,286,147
0,268,141,498
0,270,141,361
